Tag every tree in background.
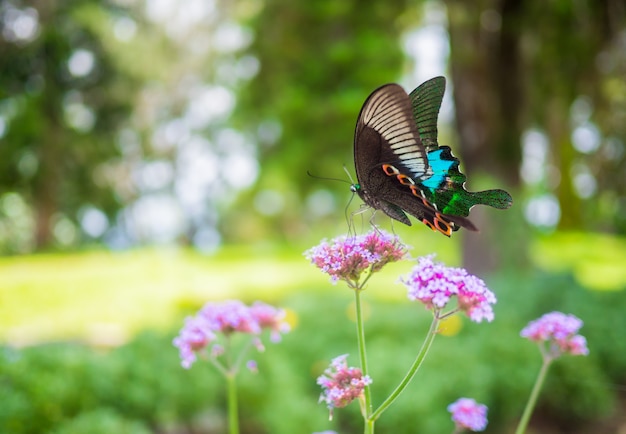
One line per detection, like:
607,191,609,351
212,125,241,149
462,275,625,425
232,0,412,242
1,0,624,258
0,0,261,253
236,0,625,270
445,0,625,270
0,0,138,252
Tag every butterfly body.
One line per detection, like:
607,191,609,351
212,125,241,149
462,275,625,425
352,77,512,236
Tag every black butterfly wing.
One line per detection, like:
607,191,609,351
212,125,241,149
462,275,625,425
353,122,414,225
353,84,474,234
354,82,476,236
352,78,511,235
354,84,431,184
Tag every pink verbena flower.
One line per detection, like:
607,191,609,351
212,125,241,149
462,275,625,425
401,256,496,322
305,230,407,286
173,315,217,368
200,300,260,334
249,301,291,342
173,300,290,369
317,354,372,414
448,397,488,432
521,311,589,359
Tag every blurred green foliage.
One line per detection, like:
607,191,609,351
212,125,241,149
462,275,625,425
1,0,625,254
51,409,152,434
1,265,625,433
236,0,411,188
227,0,417,244
1,0,626,432
0,0,140,249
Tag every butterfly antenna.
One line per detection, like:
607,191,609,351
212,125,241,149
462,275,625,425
342,165,356,184
306,170,352,185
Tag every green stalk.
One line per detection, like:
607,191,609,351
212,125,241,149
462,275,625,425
514,357,551,434
226,373,240,434
354,288,373,419
370,314,440,421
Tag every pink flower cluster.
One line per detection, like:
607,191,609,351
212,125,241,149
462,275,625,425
520,311,589,358
447,397,488,432
402,256,496,322
305,231,407,285
173,300,290,368
317,354,372,411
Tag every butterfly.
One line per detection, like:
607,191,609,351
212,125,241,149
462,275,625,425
351,76,512,236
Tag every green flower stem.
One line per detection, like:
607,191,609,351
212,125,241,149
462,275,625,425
370,314,441,422
515,357,552,434
226,373,240,434
233,339,254,372
354,288,373,419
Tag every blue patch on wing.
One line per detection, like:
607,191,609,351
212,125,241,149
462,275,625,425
421,149,455,190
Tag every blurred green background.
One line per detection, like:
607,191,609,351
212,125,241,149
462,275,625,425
1,0,625,433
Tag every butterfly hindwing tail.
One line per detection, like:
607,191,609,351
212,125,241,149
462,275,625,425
421,146,513,217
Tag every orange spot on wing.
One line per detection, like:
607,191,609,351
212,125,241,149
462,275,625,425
422,219,437,232
396,174,415,186
433,215,453,236
382,163,454,237
423,215,453,236
382,164,399,176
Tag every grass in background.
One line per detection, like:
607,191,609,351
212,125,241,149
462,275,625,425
531,232,626,291
2,267,624,434
2,231,626,433
2,230,625,346
0,230,458,346
0,246,315,345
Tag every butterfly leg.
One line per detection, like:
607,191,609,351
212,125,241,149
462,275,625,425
368,211,385,236
347,205,370,237
389,218,399,236
348,205,383,236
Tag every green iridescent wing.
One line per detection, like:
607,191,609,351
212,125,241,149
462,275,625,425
408,77,512,217
420,146,512,217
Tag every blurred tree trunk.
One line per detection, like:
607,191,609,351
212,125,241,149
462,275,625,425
33,134,60,248
445,0,524,273
547,96,581,230
33,19,62,248
35,98,62,248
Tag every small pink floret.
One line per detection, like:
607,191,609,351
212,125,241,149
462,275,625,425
448,397,488,432
402,256,497,323
521,311,589,357
173,300,290,368
305,231,408,285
